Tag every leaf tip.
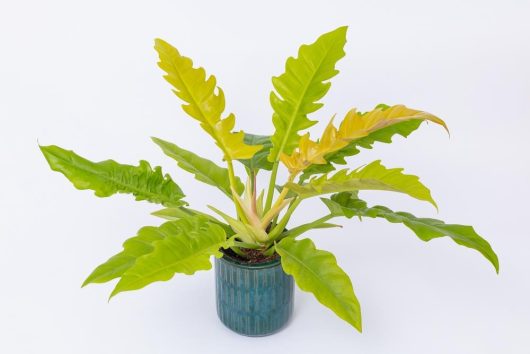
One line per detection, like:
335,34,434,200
108,289,120,302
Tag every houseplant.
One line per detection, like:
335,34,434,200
40,26,498,336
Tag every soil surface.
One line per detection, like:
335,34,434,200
222,247,280,264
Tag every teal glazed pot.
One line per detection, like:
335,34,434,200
214,253,294,336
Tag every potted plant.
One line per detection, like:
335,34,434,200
40,26,498,336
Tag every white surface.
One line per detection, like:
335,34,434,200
1,0,529,353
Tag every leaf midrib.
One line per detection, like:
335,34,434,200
119,239,223,289
163,48,230,158
278,242,356,318
49,150,182,204
274,37,343,161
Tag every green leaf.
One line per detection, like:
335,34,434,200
288,160,437,208
40,145,186,207
83,225,166,286
281,220,342,239
155,39,261,160
323,192,499,272
152,137,243,197
301,118,424,180
268,26,347,161
237,133,273,172
110,216,232,298
276,237,362,331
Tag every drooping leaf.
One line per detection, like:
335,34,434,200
276,237,362,331
152,137,244,197
40,145,186,207
301,104,447,180
322,192,499,272
288,160,437,208
83,225,166,286
268,27,348,162
155,39,261,160
237,133,273,172
110,216,232,298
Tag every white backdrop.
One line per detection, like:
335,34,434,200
1,1,529,353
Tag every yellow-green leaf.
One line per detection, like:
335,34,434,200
301,104,448,180
83,225,166,286
276,237,362,331
152,137,244,197
288,160,437,208
268,27,347,162
40,145,186,207
111,216,232,298
155,39,261,160
322,192,499,272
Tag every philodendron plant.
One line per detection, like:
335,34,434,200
41,26,498,332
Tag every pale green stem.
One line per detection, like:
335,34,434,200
261,173,296,229
263,244,276,256
264,161,280,213
226,159,248,223
268,198,302,241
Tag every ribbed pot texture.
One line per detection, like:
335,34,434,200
214,254,294,336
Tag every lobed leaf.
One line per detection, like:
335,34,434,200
83,225,166,286
288,160,437,208
155,39,261,160
152,137,244,197
300,104,447,180
276,237,362,331
268,26,347,162
110,216,232,298
40,145,186,207
322,192,499,272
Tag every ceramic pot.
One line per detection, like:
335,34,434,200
214,253,294,336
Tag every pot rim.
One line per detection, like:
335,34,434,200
218,250,282,270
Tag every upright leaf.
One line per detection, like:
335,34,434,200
111,216,232,298
237,133,273,172
268,26,348,161
155,39,261,160
288,160,437,208
322,192,499,272
276,237,362,331
40,145,186,207
152,137,244,197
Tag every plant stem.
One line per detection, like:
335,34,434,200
230,246,246,257
263,244,276,256
226,159,248,223
264,161,279,213
261,173,295,229
268,198,302,241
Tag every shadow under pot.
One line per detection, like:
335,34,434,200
214,251,294,336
